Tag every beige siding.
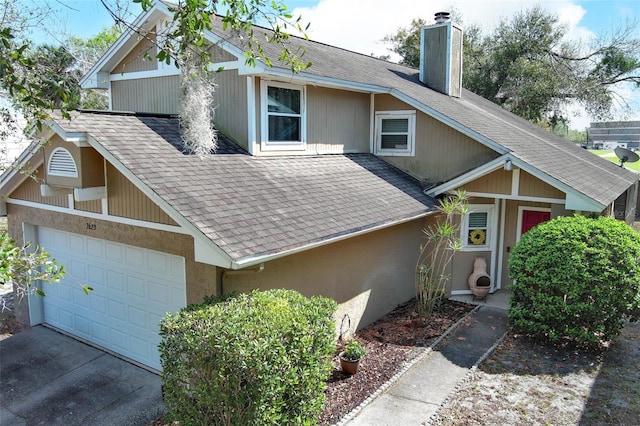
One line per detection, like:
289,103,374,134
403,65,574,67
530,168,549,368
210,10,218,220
254,79,371,155
463,169,511,194
111,31,157,74
210,43,236,62
519,170,565,199
375,94,498,181
106,163,177,225
306,86,370,153
222,219,425,333
11,166,69,208
7,204,216,324
75,199,102,214
43,136,105,189
111,76,180,114
450,250,492,293
212,69,248,149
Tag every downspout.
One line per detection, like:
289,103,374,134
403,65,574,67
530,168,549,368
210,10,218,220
220,263,265,295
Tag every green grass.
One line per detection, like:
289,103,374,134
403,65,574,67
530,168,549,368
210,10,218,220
588,150,640,172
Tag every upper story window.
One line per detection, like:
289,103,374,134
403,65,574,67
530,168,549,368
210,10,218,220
374,110,416,156
48,147,78,178
260,81,306,151
461,205,494,250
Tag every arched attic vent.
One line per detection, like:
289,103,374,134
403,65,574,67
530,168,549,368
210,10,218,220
47,147,78,178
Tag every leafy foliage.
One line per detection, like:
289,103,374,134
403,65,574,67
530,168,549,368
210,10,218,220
340,339,365,361
415,190,468,318
159,289,337,425
133,0,311,73
383,7,640,123
508,215,640,349
0,232,65,311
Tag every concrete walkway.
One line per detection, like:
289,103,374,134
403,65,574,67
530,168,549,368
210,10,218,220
342,305,508,426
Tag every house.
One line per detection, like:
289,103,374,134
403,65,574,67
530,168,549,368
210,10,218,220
1,3,637,371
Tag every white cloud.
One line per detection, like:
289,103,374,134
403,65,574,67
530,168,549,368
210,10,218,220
291,0,593,57
290,0,638,129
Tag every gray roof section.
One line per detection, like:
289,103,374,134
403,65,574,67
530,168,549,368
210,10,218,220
52,111,435,262
212,21,637,206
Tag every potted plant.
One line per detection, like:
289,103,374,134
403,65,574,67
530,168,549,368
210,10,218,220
339,340,366,375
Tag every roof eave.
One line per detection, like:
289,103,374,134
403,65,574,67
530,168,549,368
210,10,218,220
230,210,433,269
80,3,170,88
427,155,609,213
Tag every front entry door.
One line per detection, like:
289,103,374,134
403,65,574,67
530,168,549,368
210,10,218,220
521,209,551,237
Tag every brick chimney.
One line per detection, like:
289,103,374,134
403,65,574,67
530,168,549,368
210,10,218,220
419,12,463,98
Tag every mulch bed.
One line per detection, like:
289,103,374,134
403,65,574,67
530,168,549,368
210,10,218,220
150,298,475,426
319,299,474,425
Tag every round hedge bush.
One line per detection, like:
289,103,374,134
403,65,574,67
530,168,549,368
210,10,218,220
508,215,640,349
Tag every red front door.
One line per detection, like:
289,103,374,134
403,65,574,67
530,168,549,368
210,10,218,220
521,210,551,236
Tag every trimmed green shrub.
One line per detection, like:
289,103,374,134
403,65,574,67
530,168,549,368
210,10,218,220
159,289,337,425
508,215,640,349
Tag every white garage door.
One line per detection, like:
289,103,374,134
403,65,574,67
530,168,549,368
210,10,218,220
37,227,187,371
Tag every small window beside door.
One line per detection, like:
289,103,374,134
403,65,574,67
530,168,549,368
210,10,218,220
462,206,493,250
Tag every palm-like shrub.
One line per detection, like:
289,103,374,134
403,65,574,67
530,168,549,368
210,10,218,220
508,215,640,349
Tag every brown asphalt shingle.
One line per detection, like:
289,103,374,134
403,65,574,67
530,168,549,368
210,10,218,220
52,111,435,262
212,21,637,206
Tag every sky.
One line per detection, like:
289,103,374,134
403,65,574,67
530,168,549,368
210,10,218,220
16,0,640,129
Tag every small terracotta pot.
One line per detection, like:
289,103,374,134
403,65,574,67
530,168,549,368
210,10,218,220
339,352,361,375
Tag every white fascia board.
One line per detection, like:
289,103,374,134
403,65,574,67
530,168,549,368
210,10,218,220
45,119,90,147
80,5,167,88
73,186,107,202
231,211,432,269
427,155,511,196
428,155,606,213
83,134,233,267
256,68,390,94
109,67,180,81
0,139,43,191
390,89,508,155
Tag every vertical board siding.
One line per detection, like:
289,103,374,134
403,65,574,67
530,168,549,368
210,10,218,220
463,169,511,194
11,166,69,207
519,170,565,198
210,44,236,62
212,70,248,149
374,94,498,182
106,163,177,225
74,200,102,213
112,31,157,74
306,86,370,153
111,76,180,114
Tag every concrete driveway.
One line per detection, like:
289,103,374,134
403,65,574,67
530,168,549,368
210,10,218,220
0,326,164,426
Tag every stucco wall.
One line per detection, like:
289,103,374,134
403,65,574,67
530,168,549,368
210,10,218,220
222,219,425,336
7,204,217,324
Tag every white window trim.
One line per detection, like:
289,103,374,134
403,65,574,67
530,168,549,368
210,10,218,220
47,147,78,178
461,204,496,251
374,110,416,157
260,80,306,151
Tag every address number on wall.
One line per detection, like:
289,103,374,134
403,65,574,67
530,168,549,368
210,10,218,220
86,223,97,231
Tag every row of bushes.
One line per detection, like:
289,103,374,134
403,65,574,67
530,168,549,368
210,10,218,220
159,289,337,425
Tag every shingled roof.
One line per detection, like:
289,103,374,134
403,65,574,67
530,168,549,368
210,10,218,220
50,111,435,264
209,18,637,207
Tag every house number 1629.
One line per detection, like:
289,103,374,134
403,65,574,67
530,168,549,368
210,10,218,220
86,223,97,230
